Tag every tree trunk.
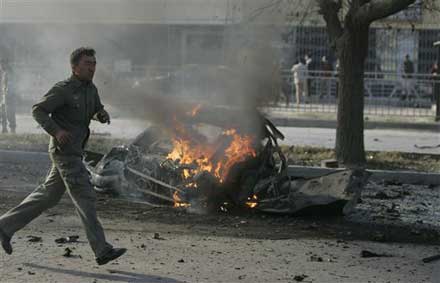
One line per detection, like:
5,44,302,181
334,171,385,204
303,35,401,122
335,25,369,167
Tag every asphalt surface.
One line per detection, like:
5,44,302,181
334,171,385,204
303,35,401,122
278,127,440,154
1,161,439,283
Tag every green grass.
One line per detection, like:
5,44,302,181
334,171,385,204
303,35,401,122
1,134,438,172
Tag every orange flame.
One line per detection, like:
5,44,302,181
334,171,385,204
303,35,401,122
173,191,191,208
167,128,256,183
187,103,202,117
168,106,257,208
245,194,258,208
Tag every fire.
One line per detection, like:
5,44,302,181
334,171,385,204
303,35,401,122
218,129,257,182
167,128,256,183
167,105,258,208
245,195,258,208
173,191,191,208
187,103,202,117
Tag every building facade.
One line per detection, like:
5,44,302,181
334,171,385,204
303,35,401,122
0,0,439,114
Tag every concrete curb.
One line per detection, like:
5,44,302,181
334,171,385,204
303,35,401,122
287,165,440,186
269,117,440,132
1,150,439,185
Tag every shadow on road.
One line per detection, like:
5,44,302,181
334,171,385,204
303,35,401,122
24,263,183,283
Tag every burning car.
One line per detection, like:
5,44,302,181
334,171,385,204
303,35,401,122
87,105,369,214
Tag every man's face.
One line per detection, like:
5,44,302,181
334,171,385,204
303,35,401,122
72,55,96,81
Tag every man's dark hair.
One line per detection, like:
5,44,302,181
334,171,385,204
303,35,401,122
70,47,96,66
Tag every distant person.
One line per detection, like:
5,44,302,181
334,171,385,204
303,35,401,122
319,56,333,98
305,53,313,69
403,54,415,77
0,59,16,134
431,62,440,121
402,54,415,97
305,53,314,96
0,47,126,265
291,59,307,105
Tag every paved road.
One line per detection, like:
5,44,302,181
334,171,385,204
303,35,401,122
11,114,148,140
278,127,440,154
9,115,440,154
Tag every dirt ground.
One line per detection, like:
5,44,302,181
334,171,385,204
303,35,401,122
1,161,439,282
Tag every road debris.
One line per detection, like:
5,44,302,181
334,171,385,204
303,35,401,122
422,254,440,263
55,235,79,244
63,248,73,257
26,235,42,243
293,274,308,282
310,255,324,262
361,250,393,258
153,232,165,240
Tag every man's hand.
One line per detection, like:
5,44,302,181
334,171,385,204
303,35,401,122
96,109,111,124
55,129,72,145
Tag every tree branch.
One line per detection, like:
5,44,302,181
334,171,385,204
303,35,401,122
422,0,440,14
356,0,416,24
247,0,284,23
316,0,343,50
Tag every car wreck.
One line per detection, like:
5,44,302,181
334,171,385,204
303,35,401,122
86,105,370,215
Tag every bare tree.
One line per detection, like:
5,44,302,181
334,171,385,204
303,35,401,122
316,0,421,167
247,0,437,167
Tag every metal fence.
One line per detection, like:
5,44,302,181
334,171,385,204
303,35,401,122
12,62,439,118
277,69,438,117
102,65,438,118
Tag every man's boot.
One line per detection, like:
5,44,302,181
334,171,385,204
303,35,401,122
96,248,127,265
0,228,12,255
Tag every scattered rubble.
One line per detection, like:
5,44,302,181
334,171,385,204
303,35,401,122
62,248,73,257
422,254,440,263
309,255,324,262
293,274,308,282
27,235,42,243
361,250,393,258
153,232,165,240
347,181,440,232
55,235,79,244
